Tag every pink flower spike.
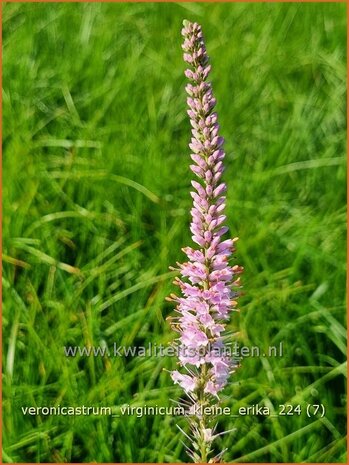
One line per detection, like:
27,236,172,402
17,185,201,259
167,19,242,463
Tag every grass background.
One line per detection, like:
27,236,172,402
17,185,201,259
2,1,347,463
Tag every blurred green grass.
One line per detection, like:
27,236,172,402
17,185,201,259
2,1,346,463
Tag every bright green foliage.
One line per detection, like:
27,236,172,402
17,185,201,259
2,2,346,463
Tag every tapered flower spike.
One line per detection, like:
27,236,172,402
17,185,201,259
167,20,243,463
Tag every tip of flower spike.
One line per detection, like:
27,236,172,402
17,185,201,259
182,19,191,28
